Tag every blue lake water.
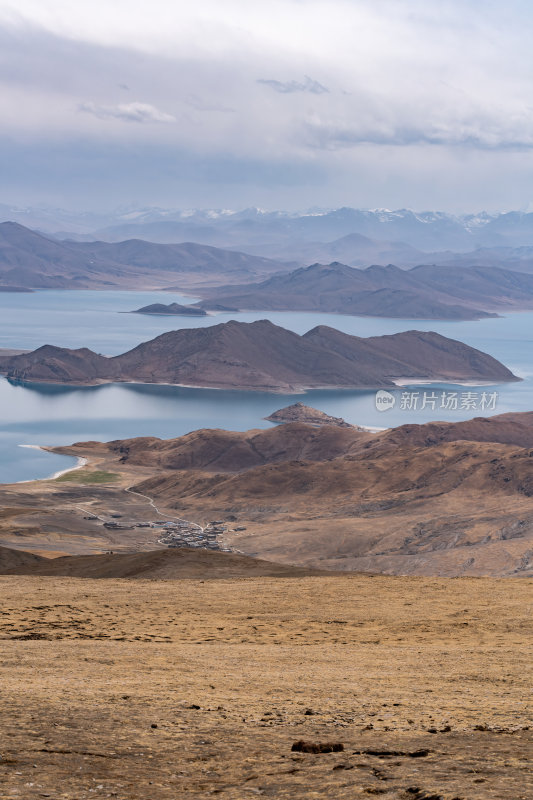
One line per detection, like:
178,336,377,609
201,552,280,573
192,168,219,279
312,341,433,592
0,289,532,483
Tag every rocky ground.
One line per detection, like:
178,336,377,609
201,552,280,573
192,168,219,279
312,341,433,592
0,574,531,799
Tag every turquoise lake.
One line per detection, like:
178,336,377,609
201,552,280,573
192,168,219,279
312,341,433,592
0,289,532,483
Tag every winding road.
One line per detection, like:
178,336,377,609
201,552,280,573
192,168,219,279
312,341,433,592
124,486,204,532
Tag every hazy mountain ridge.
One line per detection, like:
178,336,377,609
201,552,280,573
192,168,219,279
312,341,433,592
196,261,533,319
234,232,429,268
54,207,533,252
0,221,288,290
428,245,533,274
5,216,533,305
5,204,533,251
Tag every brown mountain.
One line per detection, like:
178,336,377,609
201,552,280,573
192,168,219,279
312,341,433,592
363,411,533,453
0,221,287,290
48,411,533,577
0,545,45,571
0,345,111,384
3,547,327,579
0,320,518,390
304,325,513,383
83,422,369,473
196,261,533,319
75,411,533,469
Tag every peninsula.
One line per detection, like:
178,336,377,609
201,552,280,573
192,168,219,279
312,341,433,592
195,261,533,320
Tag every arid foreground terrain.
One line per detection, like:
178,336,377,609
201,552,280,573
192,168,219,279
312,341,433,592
1,572,531,799
1,410,532,797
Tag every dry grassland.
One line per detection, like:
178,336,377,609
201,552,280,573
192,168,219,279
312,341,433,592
0,574,531,799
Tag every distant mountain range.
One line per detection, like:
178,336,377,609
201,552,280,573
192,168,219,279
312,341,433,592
6,203,533,252
14,206,533,252
0,319,517,391
5,214,533,308
91,207,533,252
428,246,533,274
0,221,287,290
197,262,533,320
237,232,429,268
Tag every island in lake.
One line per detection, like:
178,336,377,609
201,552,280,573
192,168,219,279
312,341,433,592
132,302,207,316
266,402,358,428
0,319,519,392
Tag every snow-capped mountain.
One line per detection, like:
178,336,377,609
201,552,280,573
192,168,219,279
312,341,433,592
4,204,533,252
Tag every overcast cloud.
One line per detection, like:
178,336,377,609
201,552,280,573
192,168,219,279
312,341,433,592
78,101,175,124
1,0,533,211
257,76,329,94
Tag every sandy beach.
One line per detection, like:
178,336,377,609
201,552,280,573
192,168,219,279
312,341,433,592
17,444,88,482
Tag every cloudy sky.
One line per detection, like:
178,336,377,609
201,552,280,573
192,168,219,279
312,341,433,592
1,0,533,212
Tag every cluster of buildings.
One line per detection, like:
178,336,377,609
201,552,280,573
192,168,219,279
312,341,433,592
156,519,232,551
85,509,239,552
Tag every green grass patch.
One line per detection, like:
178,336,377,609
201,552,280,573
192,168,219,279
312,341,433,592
55,470,120,484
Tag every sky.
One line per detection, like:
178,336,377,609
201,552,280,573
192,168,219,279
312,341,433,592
1,0,533,213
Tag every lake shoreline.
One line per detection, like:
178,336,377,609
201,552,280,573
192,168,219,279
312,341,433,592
0,373,520,393
1,291,532,483
17,445,88,483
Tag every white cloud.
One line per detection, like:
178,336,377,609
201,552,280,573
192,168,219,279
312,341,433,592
2,0,533,155
78,101,175,123
185,95,235,113
2,1,533,210
257,76,329,94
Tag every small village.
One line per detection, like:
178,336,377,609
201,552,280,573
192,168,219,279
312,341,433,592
82,509,240,552
156,519,233,551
